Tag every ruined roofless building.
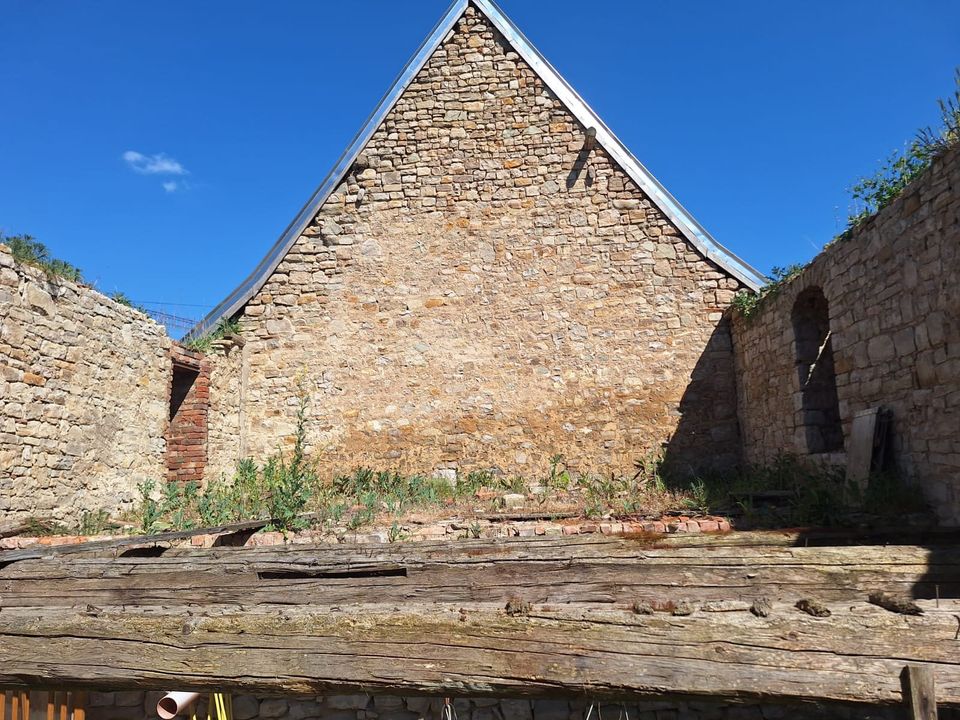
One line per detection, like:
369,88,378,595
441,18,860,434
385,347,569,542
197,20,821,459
192,0,766,482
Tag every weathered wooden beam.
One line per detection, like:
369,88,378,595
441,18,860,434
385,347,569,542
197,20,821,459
2,537,958,706
0,517,275,564
2,537,958,608
0,601,958,705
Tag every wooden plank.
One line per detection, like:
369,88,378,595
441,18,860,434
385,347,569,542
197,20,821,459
72,692,85,720
2,538,958,609
904,665,939,720
0,518,275,565
0,602,958,706
1,538,960,706
848,408,880,489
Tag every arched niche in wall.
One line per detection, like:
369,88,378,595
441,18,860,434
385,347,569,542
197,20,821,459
792,286,843,454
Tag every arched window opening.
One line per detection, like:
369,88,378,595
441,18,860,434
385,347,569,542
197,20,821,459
792,287,843,454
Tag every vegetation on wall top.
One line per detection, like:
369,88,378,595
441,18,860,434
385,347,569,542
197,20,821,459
3,233,83,283
733,68,960,321
183,316,241,352
2,232,146,313
841,68,960,239
731,264,805,320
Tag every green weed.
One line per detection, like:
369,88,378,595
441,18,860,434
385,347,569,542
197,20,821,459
841,69,959,240
184,316,242,353
4,233,82,283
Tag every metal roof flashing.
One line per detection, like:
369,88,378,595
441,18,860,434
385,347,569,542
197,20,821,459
186,0,763,339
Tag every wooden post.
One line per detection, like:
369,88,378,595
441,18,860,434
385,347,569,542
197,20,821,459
72,691,86,720
1,690,8,720
903,665,938,720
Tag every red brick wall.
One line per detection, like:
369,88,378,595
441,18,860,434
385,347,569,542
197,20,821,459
166,345,209,483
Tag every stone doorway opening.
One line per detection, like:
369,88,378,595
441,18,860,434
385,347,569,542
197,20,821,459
170,363,198,421
792,286,843,454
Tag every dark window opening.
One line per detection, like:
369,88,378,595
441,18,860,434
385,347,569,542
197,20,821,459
170,364,199,420
792,287,843,454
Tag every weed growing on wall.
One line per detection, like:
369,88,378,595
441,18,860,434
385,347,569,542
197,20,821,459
109,291,147,314
183,317,242,353
3,233,83,283
3,233,148,316
841,69,960,239
732,71,960,324
731,264,806,321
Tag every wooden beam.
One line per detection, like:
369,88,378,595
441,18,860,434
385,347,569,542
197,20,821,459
1,537,958,706
2,537,958,608
0,602,958,705
904,665,939,720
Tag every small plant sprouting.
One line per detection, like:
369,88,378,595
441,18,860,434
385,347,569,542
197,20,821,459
546,454,572,490
109,291,147,314
183,316,242,353
77,509,110,536
387,521,407,543
264,388,315,532
682,478,710,516
731,264,806,321
136,479,161,534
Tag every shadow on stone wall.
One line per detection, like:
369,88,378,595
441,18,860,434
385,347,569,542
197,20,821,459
660,316,742,481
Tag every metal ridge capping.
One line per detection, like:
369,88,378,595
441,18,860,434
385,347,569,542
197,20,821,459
188,0,764,339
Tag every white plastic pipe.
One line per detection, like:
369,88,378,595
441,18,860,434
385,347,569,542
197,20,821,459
157,692,200,720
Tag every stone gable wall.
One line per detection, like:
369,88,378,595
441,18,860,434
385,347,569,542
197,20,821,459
732,144,960,523
207,5,746,481
0,245,172,521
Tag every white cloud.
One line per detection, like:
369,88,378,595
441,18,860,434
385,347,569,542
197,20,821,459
162,181,179,193
123,150,188,176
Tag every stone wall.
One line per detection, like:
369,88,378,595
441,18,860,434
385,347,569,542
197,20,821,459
732,144,960,523
205,338,245,482
0,244,173,522
207,5,746,482
84,690,900,720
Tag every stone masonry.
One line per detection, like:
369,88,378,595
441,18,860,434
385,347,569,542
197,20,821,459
0,245,172,521
205,5,746,482
83,689,903,720
732,144,960,523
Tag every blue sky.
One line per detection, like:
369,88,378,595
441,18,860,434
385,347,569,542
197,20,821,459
2,0,957,327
